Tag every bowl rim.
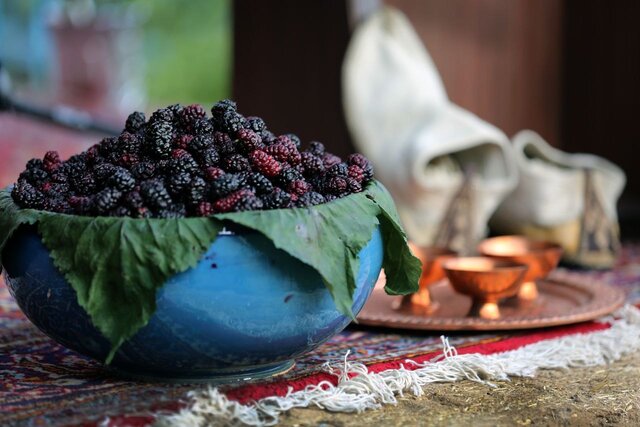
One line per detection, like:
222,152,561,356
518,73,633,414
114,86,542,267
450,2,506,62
442,256,528,273
408,243,458,259
478,235,564,256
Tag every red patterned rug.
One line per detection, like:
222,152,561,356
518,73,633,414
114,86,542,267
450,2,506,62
1,245,639,426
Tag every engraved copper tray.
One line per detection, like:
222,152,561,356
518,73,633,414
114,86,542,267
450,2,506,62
357,270,625,331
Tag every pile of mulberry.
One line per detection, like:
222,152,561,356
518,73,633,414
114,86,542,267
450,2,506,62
11,100,375,217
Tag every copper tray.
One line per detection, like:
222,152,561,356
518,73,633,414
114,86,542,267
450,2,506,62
357,270,625,331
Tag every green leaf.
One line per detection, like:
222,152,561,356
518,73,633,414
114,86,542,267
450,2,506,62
36,215,223,362
364,182,421,296
218,191,381,318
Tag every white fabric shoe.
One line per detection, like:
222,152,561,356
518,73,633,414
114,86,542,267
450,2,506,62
342,6,518,253
491,130,626,268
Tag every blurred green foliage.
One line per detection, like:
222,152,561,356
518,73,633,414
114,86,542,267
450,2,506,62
137,0,232,106
1,0,232,106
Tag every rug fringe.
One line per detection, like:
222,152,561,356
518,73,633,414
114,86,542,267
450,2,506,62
153,305,640,427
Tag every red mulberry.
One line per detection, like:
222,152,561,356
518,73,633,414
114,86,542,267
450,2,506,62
250,150,282,177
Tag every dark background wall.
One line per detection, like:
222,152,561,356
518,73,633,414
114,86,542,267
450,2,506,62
233,0,640,232
233,0,353,159
562,0,640,202
388,0,563,147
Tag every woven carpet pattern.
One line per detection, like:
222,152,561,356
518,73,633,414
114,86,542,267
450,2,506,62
1,245,638,426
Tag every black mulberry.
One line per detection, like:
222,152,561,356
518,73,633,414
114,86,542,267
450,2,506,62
124,191,144,209
308,141,325,156
246,172,273,195
186,176,207,205
236,194,264,212
149,107,175,125
157,203,187,219
188,134,214,153
327,163,349,177
210,174,244,198
220,111,246,134
224,154,251,172
94,188,122,214
109,169,136,192
178,104,207,132
285,133,302,149
130,162,155,180
246,116,266,133
43,151,61,173
277,166,302,186
211,99,237,118
262,188,292,209
199,148,221,168
192,118,214,135
324,176,348,195
296,191,326,207
167,172,192,197
125,111,146,133
12,181,45,209
322,153,342,169
94,163,118,184
301,152,325,177
146,121,174,159
140,179,172,210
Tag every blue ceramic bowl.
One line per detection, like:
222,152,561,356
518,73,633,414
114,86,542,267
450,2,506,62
1,224,383,383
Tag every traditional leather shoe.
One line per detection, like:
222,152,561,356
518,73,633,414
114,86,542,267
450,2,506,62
342,7,518,254
490,130,626,269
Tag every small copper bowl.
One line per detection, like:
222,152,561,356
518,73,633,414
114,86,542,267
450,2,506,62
407,244,457,311
443,257,528,319
478,236,563,301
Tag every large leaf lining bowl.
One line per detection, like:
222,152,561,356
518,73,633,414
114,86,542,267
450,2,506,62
2,224,383,383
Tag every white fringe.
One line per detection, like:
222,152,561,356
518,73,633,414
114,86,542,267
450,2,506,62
153,305,640,427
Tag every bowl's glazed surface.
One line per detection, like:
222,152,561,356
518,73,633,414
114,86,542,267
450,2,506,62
1,225,383,383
